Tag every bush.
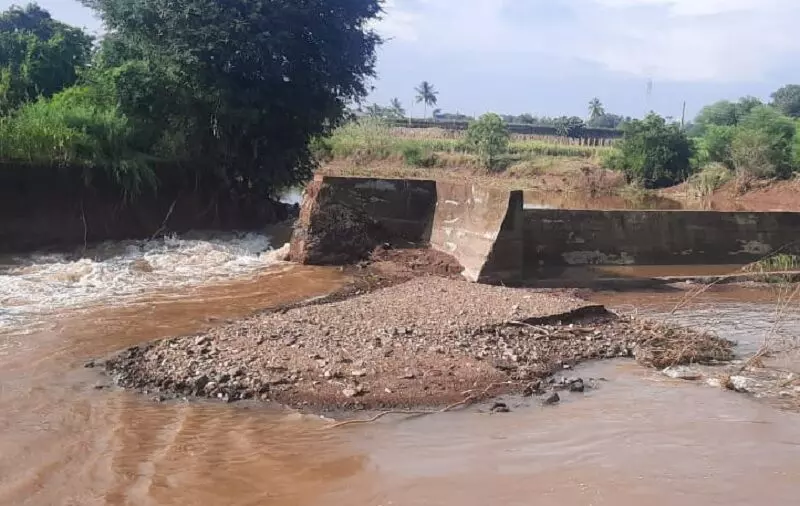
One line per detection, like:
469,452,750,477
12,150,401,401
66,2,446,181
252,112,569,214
703,125,735,168
608,113,694,188
465,113,510,171
731,128,778,182
688,163,732,198
309,136,333,163
0,90,155,196
401,145,437,168
735,106,795,179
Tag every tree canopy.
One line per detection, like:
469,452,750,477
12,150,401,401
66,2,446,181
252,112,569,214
588,98,605,121
71,0,383,195
771,85,800,118
610,113,694,188
0,3,93,112
415,81,438,118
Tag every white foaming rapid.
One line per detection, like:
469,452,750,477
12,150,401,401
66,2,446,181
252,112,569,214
0,232,289,333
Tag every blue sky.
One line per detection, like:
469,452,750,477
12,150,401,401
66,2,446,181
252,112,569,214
6,0,800,119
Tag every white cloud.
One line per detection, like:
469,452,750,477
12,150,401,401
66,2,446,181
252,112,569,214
375,0,800,82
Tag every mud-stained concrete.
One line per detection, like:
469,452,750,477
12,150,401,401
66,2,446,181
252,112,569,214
289,176,800,284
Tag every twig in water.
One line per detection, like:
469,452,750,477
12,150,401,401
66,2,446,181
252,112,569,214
327,381,516,429
150,199,178,241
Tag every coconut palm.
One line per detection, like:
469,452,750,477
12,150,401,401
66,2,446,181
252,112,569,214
588,97,605,121
390,97,405,118
415,81,439,119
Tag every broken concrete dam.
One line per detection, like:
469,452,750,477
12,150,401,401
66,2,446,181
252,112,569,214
289,176,800,283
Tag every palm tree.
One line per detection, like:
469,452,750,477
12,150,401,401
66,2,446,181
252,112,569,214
415,81,439,119
390,97,405,118
588,97,605,121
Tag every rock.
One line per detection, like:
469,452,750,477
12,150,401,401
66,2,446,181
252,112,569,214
84,360,96,369
522,380,542,397
194,375,210,391
705,378,722,388
490,402,510,413
543,392,560,405
663,366,703,381
342,388,359,398
400,371,416,380
351,369,367,378
569,379,585,393
729,376,755,393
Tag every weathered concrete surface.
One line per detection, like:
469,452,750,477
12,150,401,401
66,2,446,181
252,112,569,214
523,209,800,270
290,176,523,282
289,176,437,265
291,176,800,282
0,188,288,254
430,183,523,282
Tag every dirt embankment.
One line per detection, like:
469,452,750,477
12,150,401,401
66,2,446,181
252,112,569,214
102,258,733,412
665,178,800,212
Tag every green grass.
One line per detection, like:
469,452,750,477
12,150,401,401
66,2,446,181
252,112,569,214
325,118,609,167
0,88,157,196
745,253,800,283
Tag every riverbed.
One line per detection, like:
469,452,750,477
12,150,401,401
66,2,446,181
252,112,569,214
1,234,799,505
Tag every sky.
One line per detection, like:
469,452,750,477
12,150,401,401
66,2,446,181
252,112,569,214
6,0,800,119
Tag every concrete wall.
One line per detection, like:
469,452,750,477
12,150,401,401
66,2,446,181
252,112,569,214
523,209,800,271
430,183,523,282
291,176,800,283
0,189,288,254
290,176,523,283
289,176,438,265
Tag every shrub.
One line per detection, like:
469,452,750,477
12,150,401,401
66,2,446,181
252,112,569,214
609,113,694,188
731,128,778,182
0,90,155,196
401,145,437,168
688,163,732,198
735,106,795,179
703,125,735,168
309,136,333,163
465,113,510,171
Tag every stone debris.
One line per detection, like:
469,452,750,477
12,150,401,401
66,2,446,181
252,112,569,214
103,277,733,411
663,366,703,381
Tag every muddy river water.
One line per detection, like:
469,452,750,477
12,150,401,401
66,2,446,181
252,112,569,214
1,234,799,505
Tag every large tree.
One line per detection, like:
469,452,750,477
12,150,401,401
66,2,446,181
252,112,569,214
81,0,382,194
0,3,93,112
771,85,800,118
414,81,438,119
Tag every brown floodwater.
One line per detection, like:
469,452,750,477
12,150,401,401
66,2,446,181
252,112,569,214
2,243,800,505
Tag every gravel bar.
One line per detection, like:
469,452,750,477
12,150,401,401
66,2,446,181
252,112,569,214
104,277,733,411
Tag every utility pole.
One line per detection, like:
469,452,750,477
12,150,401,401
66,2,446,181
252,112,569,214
680,101,687,130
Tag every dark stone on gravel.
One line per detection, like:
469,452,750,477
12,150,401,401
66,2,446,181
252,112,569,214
569,379,585,393
490,402,510,413
543,392,560,405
